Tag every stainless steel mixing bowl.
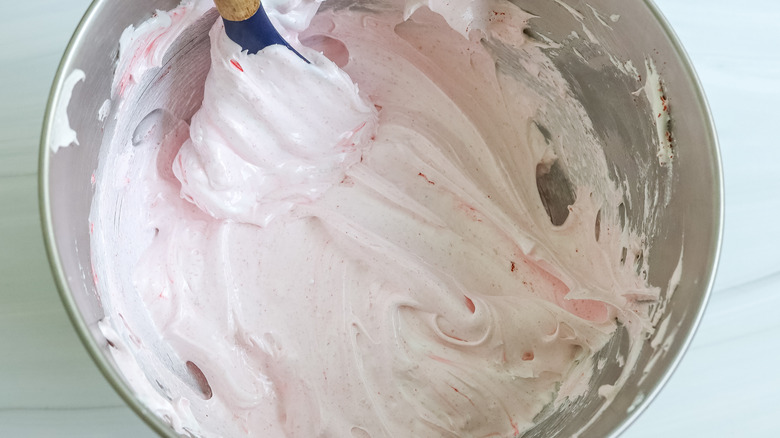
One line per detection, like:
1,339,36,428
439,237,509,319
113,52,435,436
39,0,723,436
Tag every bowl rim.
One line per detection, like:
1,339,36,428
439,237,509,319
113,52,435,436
608,0,724,435
38,0,724,437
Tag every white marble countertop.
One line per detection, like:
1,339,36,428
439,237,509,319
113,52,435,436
1,0,777,436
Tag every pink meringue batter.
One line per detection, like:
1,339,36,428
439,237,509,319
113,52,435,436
90,0,661,436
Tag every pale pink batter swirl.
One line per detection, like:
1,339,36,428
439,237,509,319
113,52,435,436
91,0,660,436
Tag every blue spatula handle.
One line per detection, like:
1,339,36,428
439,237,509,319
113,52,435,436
222,4,308,62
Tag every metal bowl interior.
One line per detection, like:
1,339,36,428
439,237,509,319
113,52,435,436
39,0,722,436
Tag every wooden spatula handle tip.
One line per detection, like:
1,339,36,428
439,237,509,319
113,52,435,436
214,0,260,21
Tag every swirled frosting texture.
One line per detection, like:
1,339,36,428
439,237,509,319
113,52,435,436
174,22,378,227
91,0,660,436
